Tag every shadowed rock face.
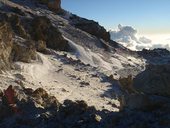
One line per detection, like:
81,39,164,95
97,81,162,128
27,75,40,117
0,22,13,70
12,40,37,63
0,14,36,66
133,64,170,97
7,14,27,38
30,16,69,51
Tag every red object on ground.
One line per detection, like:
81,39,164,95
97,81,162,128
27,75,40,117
4,85,22,114
4,85,15,105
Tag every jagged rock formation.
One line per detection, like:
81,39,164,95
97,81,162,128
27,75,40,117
6,14,28,38
30,16,68,51
0,21,13,70
0,15,37,66
70,15,110,42
0,10,69,69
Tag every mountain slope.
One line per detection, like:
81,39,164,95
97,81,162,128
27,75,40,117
0,0,170,128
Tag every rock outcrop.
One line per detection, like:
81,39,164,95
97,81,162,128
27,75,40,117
70,15,111,42
0,13,37,64
133,64,170,97
12,39,37,63
6,14,27,38
107,71,170,128
38,0,62,12
118,75,136,94
48,0,61,12
0,21,13,70
30,16,69,51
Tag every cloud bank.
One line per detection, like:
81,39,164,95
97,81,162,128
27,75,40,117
109,24,170,51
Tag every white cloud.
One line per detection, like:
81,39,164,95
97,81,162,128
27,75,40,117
109,24,170,51
139,37,152,44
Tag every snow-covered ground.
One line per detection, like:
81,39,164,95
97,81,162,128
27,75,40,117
0,0,146,112
0,52,119,111
0,45,145,112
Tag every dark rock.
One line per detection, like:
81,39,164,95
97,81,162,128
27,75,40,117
12,40,37,63
31,16,69,51
80,81,90,86
10,7,26,16
37,0,62,13
0,13,37,66
35,40,47,52
134,64,170,97
139,48,170,57
7,14,28,38
119,75,136,94
0,21,13,70
70,15,110,42
48,0,62,13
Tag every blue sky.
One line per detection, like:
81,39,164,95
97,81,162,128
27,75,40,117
62,0,170,35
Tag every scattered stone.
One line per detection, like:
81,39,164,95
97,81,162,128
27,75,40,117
14,73,25,81
56,68,63,73
80,81,90,86
61,88,67,92
94,114,102,122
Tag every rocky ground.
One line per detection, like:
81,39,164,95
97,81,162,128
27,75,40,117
0,0,170,128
